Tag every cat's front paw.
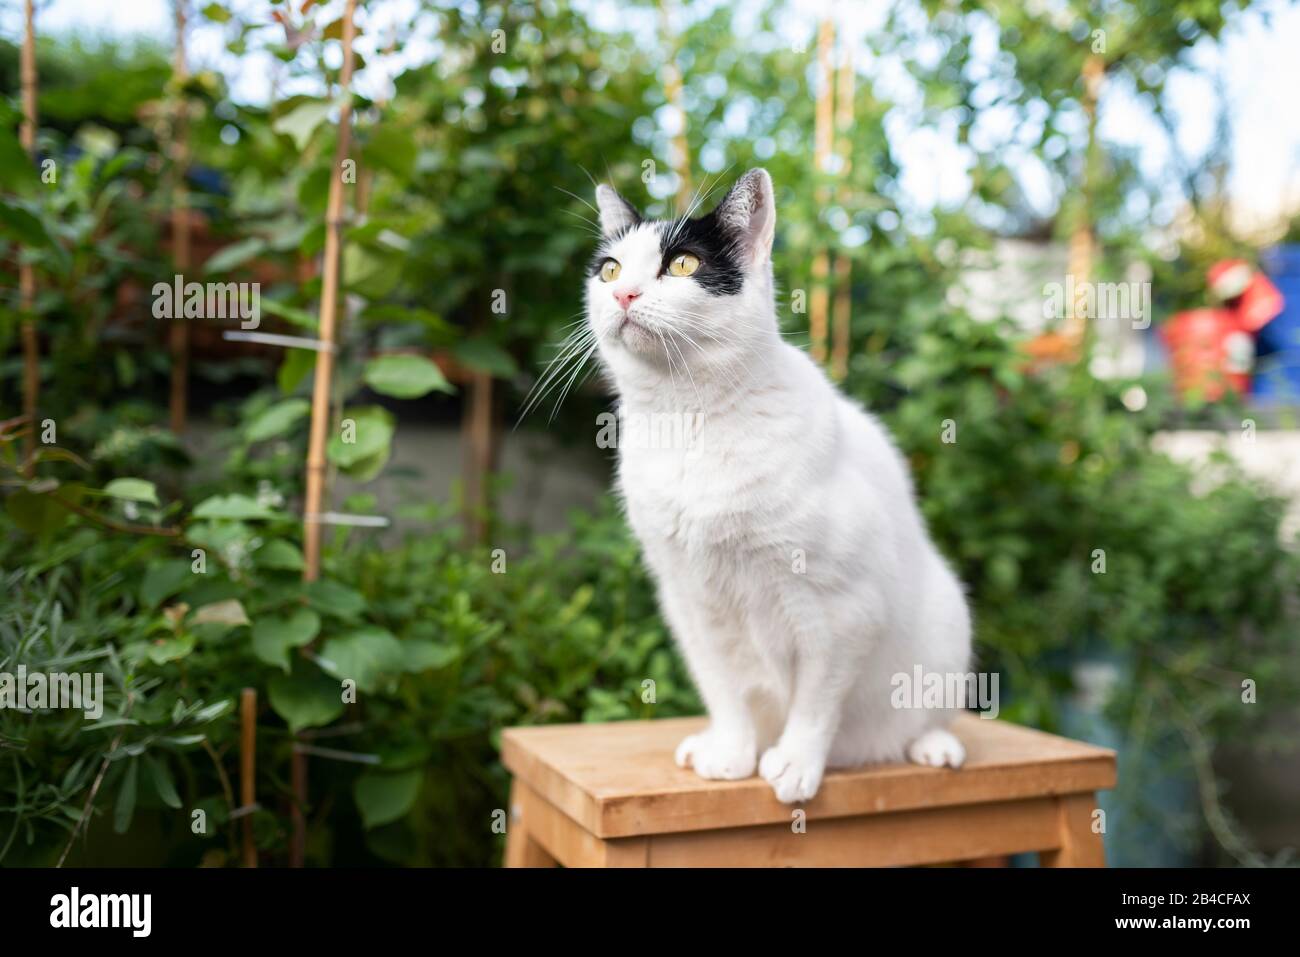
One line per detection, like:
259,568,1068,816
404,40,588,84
906,728,966,768
674,732,756,780
759,744,825,804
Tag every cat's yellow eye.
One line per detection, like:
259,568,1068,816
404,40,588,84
668,253,700,277
600,259,621,282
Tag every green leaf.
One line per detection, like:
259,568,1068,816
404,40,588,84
114,758,139,834
318,626,405,693
102,478,159,506
326,406,395,477
252,608,321,673
401,641,459,673
360,305,453,341
192,494,281,521
145,755,182,809
453,337,517,377
147,632,196,665
375,740,432,771
305,579,366,621
161,734,206,748
201,3,232,23
191,599,250,627
268,668,345,733
190,700,233,723
245,398,310,443
140,560,193,609
342,243,401,298
5,490,70,536
353,768,422,830
204,237,267,274
0,129,39,195
341,447,390,484
273,99,333,151
363,354,453,399
259,297,318,330
278,348,316,394
74,125,119,159
254,539,305,571
360,125,418,179
0,198,55,249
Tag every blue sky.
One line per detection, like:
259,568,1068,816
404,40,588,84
5,0,1299,239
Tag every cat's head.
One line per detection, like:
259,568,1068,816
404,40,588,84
585,168,776,368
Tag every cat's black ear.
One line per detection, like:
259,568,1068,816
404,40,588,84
713,168,775,266
595,184,641,239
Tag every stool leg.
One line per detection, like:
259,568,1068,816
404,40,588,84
504,780,558,867
1039,792,1106,867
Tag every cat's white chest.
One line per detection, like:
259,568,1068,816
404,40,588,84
618,430,777,563
621,444,717,545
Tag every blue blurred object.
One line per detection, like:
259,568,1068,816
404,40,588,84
1255,245,1300,400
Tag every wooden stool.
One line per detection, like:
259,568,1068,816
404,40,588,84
502,714,1115,867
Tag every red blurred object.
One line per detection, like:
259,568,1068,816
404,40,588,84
1206,258,1283,332
1162,260,1285,400
1160,308,1254,401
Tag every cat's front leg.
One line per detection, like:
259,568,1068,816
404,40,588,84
759,614,860,803
658,583,761,781
671,637,761,780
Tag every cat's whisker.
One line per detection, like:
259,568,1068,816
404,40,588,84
518,346,588,426
547,338,600,422
664,331,706,412
559,207,603,240
533,348,595,423
667,169,731,248
554,184,601,218
517,327,597,425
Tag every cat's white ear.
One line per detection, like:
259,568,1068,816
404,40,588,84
595,185,641,238
715,168,776,265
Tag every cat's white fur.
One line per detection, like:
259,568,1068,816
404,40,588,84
586,169,971,803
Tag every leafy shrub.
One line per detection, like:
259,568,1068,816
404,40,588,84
0,489,693,867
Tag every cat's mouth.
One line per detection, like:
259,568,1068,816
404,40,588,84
617,313,651,338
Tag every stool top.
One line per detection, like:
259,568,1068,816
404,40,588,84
502,715,1116,838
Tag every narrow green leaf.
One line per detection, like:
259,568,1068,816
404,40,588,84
114,758,139,834
145,755,182,809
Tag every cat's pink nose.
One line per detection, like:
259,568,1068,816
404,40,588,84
613,288,641,311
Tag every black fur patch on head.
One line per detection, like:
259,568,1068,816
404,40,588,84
656,213,744,296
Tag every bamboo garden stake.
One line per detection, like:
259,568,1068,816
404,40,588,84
295,0,359,867
303,0,358,585
168,0,192,433
19,0,39,474
830,39,855,381
461,320,495,544
1065,52,1105,357
239,688,257,867
809,17,835,365
659,0,692,210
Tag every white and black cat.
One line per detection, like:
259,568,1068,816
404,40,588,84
584,169,971,802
